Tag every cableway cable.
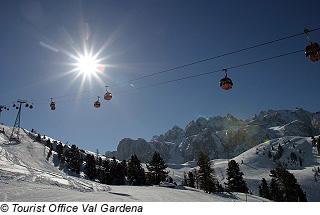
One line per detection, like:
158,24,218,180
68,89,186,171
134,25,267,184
26,27,320,103
22,48,304,106
114,49,304,95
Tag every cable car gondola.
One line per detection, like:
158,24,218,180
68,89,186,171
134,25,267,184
25,103,29,108
13,103,16,108
104,86,112,101
94,96,101,108
220,69,233,90
29,104,33,109
304,29,320,62
50,98,56,111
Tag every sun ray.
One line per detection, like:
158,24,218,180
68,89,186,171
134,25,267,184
93,27,122,59
22,18,120,97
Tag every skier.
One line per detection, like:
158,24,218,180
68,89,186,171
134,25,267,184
314,169,319,182
46,149,53,161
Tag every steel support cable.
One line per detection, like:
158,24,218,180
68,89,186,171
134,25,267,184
25,49,304,105
114,49,304,95
110,28,319,87
26,27,320,103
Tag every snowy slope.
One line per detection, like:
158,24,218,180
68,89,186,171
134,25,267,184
0,125,267,202
167,136,320,201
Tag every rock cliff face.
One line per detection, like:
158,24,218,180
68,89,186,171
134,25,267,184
105,108,320,163
151,125,185,143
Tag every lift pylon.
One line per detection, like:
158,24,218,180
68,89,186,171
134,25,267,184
9,100,27,143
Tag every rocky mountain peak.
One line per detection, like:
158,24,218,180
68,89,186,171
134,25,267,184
185,120,201,137
106,109,320,164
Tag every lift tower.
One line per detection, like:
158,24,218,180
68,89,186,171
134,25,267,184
9,100,27,143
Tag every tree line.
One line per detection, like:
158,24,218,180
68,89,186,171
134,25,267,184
48,137,168,186
183,152,247,194
37,133,307,201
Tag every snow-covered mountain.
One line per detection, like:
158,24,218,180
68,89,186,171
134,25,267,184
0,125,268,202
1,119,319,201
166,135,320,201
106,108,320,163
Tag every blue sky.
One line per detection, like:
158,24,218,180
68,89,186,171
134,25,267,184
0,0,319,153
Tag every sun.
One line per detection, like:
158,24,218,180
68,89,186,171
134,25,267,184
75,54,99,76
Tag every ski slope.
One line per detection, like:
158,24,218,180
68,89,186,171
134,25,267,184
167,136,320,201
0,125,268,202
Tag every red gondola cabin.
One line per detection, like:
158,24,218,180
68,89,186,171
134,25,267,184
220,77,233,90
305,43,320,62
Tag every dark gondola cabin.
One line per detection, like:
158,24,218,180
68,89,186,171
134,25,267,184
220,69,233,90
104,92,112,101
94,101,101,108
104,86,112,101
94,96,101,108
305,43,320,62
50,102,55,110
304,29,320,62
50,99,56,111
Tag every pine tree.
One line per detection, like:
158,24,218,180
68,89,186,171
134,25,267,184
85,154,97,179
56,142,63,160
187,171,195,188
110,157,117,184
36,134,41,142
269,178,280,201
276,144,284,159
290,152,297,162
299,157,303,166
197,151,218,193
146,152,168,185
258,178,270,200
114,162,126,185
182,172,188,186
269,168,307,202
98,157,103,166
98,159,112,184
225,160,248,193
278,144,283,153
46,139,53,149
121,160,128,177
193,169,200,189
97,163,104,183
127,154,146,186
66,145,81,174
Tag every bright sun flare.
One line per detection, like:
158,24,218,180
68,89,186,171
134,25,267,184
76,54,99,76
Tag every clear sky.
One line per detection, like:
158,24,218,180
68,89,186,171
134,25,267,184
0,0,319,153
